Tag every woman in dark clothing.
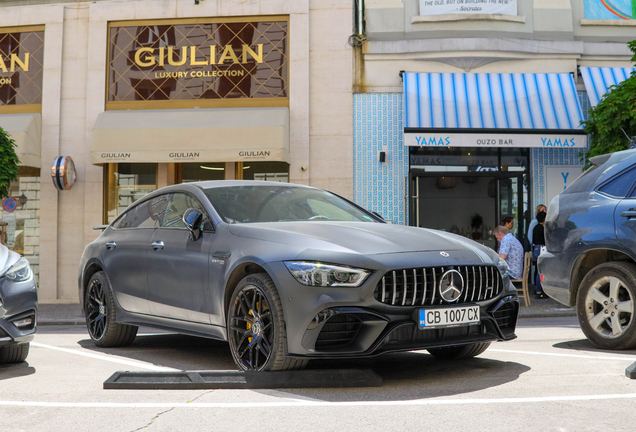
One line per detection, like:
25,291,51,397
532,211,546,298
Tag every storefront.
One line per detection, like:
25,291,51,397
402,72,586,246
95,17,291,223
0,26,44,285
0,0,354,303
354,75,590,239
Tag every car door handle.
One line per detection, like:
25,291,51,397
620,209,636,219
105,242,117,250
151,241,164,250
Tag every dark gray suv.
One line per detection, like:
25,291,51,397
539,149,636,350
79,181,519,371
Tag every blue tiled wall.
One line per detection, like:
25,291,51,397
353,93,407,225
530,91,590,208
354,91,591,225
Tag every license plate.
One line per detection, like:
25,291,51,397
418,305,480,329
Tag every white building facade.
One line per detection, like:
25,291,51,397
355,0,635,249
0,0,355,303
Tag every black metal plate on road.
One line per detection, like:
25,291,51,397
626,361,636,379
103,369,383,390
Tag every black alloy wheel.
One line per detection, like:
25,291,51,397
86,277,107,340
85,271,138,347
227,273,308,371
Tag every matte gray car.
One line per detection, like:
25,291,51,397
0,244,37,364
79,181,519,371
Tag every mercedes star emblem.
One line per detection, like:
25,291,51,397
440,251,449,257
439,269,464,302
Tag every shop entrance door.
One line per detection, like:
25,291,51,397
409,172,527,249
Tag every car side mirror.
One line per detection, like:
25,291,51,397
183,208,203,241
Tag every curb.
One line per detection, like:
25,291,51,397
38,320,85,326
518,312,576,319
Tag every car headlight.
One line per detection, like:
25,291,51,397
4,257,33,282
284,261,371,287
497,258,509,278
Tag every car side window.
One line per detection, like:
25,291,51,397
599,166,636,198
115,199,159,229
160,192,211,229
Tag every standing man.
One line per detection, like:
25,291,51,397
493,225,524,280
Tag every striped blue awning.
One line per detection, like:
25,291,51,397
403,72,584,131
580,67,636,107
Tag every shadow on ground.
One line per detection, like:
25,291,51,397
0,361,35,380
553,339,636,356
78,333,237,371
77,332,530,401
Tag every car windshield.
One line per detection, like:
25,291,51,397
203,185,377,224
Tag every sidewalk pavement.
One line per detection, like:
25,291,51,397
37,295,575,326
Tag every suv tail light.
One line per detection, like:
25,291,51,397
546,195,559,222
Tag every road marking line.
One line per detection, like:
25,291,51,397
31,342,178,372
488,348,636,361
2,393,636,408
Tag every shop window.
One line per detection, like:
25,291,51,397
242,161,289,182
181,163,225,183
105,163,157,223
0,167,40,286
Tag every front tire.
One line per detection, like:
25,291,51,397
576,262,636,350
427,342,491,360
85,271,137,347
227,273,307,371
0,343,29,363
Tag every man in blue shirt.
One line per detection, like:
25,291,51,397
493,225,524,280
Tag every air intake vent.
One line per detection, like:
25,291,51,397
493,302,517,330
374,265,502,306
315,314,362,350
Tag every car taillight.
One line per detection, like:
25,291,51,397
540,274,544,282
546,195,559,222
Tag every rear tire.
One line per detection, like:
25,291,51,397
0,343,29,363
576,262,636,350
85,271,138,347
227,273,308,371
427,342,491,360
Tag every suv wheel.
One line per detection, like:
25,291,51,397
577,262,636,350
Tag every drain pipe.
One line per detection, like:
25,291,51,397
356,0,365,37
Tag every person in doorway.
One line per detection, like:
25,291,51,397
493,225,524,280
532,211,547,299
500,216,514,231
527,204,547,246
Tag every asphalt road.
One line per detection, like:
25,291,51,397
2,317,636,432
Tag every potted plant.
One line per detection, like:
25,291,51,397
470,213,483,240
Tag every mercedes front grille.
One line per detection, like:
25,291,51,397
374,265,502,306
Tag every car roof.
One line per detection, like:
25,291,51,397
191,180,316,190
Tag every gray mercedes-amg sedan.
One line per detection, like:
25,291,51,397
79,181,518,371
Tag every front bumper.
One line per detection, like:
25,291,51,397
267,261,518,359
0,276,38,347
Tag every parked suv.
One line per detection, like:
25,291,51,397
539,149,636,350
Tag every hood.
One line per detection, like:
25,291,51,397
228,222,495,258
0,243,21,275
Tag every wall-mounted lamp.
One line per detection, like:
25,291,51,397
378,146,388,163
